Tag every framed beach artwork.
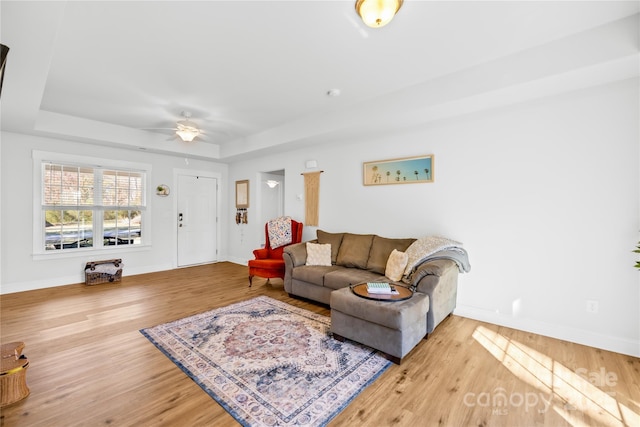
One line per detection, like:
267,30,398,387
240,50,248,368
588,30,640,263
363,154,434,186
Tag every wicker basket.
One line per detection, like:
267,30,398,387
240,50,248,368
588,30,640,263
85,259,123,285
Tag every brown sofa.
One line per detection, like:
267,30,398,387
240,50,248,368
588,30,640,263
283,230,468,335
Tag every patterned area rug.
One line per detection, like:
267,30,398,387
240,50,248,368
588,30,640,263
140,296,390,426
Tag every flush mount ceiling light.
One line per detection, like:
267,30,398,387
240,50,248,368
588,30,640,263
175,111,201,142
355,0,403,28
265,180,280,188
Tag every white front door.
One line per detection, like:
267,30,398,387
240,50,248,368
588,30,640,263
177,174,217,267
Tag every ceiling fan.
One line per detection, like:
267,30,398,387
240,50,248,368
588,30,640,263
173,111,201,142
144,111,203,142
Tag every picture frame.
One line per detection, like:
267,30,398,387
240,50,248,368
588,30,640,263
235,180,249,208
363,154,434,186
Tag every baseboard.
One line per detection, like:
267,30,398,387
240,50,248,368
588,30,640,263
1,274,83,294
225,257,249,266
1,263,174,295
454,304,640,358
1,260,250,294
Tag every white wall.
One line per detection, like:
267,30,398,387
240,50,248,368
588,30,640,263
1,78,637,357
227,78,640,356
0,132,229,293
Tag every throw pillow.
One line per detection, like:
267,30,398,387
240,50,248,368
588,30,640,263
366,236,416,274
385,249,409,281
316,230,344,264
306,242,332,266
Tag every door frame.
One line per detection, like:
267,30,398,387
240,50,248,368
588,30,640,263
172,168,222,268
258,170,285,233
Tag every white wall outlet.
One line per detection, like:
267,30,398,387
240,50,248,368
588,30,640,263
586,300,599,314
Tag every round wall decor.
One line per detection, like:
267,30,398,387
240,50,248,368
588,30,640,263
156,184,170,196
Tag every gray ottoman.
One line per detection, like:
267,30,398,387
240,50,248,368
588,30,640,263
330,286,429,364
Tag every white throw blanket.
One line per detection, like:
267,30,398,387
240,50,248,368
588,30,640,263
402,236,464,277
268,216,293,249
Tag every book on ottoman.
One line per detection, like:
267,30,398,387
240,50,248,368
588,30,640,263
366,282,398,295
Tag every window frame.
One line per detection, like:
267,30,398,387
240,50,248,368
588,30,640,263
33,150,152,258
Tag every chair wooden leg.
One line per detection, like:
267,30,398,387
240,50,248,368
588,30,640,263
248,275,253,287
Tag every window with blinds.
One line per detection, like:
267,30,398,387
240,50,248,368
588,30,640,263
42,162,145,251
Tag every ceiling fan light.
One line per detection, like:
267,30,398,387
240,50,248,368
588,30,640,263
176,121,200,142
355,0,403,28
176,130,197,142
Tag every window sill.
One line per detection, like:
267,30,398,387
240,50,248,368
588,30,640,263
32,244,152,261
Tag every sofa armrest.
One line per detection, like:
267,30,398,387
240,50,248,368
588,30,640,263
410,259,453,284
283,241,310,294
410,259,459,334
283,241,309,267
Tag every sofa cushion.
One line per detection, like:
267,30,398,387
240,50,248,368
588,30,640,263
292,265,341,286
323,268,384,290
385,249,409,281
316,230,344,264
306,242,332,266
248,258,284,269
366,236,416,274
336,233,375,269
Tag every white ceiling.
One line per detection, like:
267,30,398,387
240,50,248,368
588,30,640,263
1,1,638,162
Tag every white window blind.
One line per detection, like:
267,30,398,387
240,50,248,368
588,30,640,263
41,161,146,252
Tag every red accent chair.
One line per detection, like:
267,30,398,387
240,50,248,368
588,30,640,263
248,219,303,286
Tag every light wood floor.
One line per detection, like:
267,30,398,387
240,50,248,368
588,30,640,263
1,262,638,426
